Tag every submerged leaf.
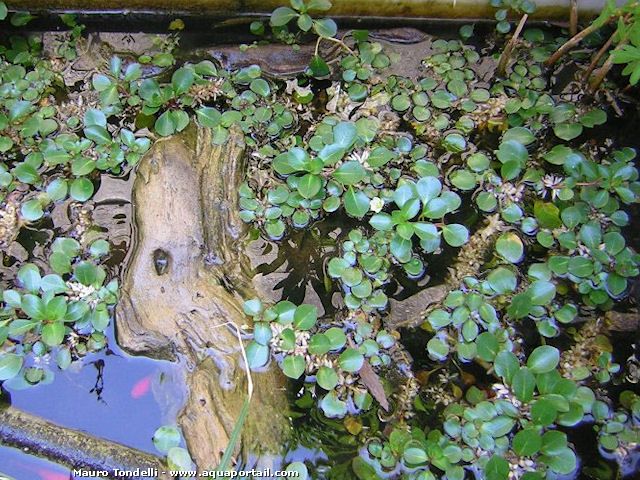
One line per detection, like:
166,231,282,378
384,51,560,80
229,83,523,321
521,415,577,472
359,360,389,411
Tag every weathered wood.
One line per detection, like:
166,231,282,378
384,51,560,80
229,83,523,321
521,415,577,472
0,405,170,479
607,310,640,332
116,126,289,471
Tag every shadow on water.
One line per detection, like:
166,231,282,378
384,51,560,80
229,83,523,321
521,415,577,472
247,214,360,317
248,193,480,316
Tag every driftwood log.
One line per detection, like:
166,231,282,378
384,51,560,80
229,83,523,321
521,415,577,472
116,126,290,471
0,405,170,479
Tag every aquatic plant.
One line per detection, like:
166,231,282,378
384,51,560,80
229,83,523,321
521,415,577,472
0,3,639,479
0,253,117,387
152,425,195,472
268,0,336,40
234,7,640,479
547,0,640,90
490,0,536,33
249,0,348,77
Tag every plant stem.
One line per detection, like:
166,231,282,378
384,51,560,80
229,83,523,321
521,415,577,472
584,13,631,85
314,35,355,57
589,37,629,93
497,14,528,77
545,18,613,66
569,0,578,36
213,321,254,472
583,30,616,82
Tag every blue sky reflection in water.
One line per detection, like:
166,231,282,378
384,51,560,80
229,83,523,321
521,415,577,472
0,446,71,480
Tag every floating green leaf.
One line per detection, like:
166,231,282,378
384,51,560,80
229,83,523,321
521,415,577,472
282,355,306,379
0,354,23,381
293,304,317,330
534,201,561,229
250,78,270,97
246,341,269,368
42,322,65,346
309,55,330,78
297,173,322,199
334,161,366,185
512,367,536,403
496,232,524,263
153,426,181,454
344,187,369,218
319,391,347,418
270,6,297,26
485,456,509,480
554,123,582,141
21,199,44,221
442,224,469,247
339,348,364,372
513,428,542,456
476,332,500,361
527,345,560,374
167,447,193,471
70,178,94,201
316,366,339,390
313,18,337,38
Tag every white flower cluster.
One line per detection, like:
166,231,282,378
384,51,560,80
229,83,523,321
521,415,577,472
269,322,310,358
508,456,536,479
65,281,99,308
0,200,18,248
539,174,563,200
497,182,525,204
347,149,370,167
492,382,523,409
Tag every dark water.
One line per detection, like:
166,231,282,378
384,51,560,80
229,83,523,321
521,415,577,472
1,19,640,480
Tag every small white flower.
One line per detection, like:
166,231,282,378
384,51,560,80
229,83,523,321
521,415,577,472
542,174,563,189
498,182,525,203
66,281,99,308
370,197,384,213
577,244,591,257
540,174,563,200
284,79,298,95
347,149,370,166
